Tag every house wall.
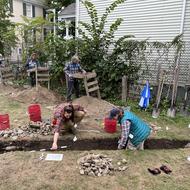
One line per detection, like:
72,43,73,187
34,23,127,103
79,0,190,86
180,0,190,85
9,0,46,62
10,0,45,23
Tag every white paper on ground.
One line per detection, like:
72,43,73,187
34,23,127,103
45,154,63,161
187,156,190,161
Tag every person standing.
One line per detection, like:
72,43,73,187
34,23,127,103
25,52,39,87
64,55,86,101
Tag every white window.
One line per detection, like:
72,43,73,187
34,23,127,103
26,4,32,17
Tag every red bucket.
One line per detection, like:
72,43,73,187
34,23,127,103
104,118,117,133
28,104,42,122
0,114,10,130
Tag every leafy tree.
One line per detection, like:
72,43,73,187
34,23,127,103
77,0,149,98
78,0,126,70
45,0,75,10
17,16,53,63
45,34,77,83
0,0,17,56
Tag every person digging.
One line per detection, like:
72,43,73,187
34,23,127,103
109,108,152,150
51,103,86,150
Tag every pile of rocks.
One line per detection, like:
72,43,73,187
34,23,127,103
77,153,128,177
0,121,52,140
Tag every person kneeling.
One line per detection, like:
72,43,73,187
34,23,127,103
51,103,86,150
109,108,151,150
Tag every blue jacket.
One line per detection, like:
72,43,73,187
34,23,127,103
121,110,151,146
25,58,39,70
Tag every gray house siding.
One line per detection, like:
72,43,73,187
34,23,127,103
79,0,190,86
180,0,190,85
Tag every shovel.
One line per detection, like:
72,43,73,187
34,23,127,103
167,55,180,118
152,70,166,118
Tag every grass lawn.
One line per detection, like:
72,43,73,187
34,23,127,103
0,86,190,189
0,95,52,128
0,149,190,190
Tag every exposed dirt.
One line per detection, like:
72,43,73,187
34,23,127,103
10,86,64,104
73,96,116,118
73,96,117,132
0,138,189,153
0,84,16,94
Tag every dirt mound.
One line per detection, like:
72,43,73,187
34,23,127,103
10,86,64,104
73,96,116,119
0,84,16,95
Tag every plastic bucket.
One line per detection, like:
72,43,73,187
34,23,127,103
28,104,42,122
0,114,10,130
104,118,117,133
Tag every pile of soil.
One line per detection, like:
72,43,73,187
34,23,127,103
0,84,16,95
10,86,64,105
73,96,116,119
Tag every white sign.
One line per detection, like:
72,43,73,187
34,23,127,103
45,154,63,161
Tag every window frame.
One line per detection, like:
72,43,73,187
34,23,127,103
23,2,33,18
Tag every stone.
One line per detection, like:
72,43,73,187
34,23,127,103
117,162,121,166
77,153,118,177
80,169,85,175
122,166,128,171
83,163,90,167
17,129,24,134
12,136,18,140
5,146,17,151
122,159,127,164
3,134,9,138
185,143,190,148
88,171,95,176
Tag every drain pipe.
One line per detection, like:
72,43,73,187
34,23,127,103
75,0,79,38
75,0,80,54
172,0,187,113
180,0,187,34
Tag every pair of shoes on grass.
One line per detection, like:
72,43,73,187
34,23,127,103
148,165,172,175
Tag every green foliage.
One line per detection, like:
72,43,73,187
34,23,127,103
13,79,28,86
79,0,126,70
78,0,148,98
44,34,77,80
17,16,53,64
0,0,17,56
45,0,75,9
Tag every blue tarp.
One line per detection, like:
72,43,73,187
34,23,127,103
139,81,151,109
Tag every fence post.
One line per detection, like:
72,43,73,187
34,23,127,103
122,75,127,102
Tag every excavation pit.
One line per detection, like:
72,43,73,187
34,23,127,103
0,138,189,153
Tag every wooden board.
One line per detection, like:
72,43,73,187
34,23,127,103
72,72,97,79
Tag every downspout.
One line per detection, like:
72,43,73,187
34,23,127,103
75,0,80,54
180,0,187,34
75,0,80,38
173,0,187,107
